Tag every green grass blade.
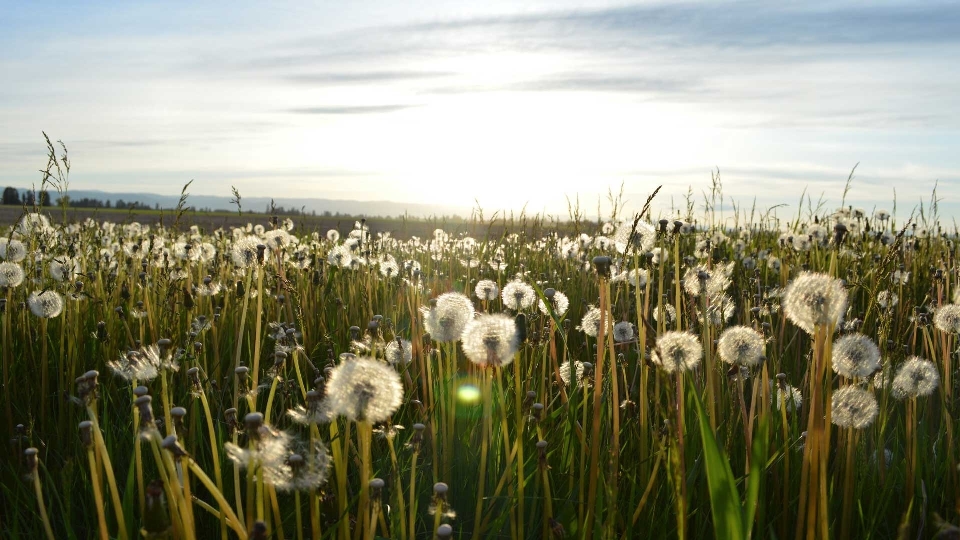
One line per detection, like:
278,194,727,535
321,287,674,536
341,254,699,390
744,417,769,538
688,377,745,540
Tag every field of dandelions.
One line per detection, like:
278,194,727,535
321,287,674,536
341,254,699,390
2,187,960,539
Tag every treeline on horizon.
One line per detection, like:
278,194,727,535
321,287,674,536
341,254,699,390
0,186,484,224
2,186,366,218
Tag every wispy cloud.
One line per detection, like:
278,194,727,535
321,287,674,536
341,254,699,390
283,71,451,85
286,105,417,115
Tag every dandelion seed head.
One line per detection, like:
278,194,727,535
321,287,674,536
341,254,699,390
831,333,881,378
717,326,765,367
892,356,939,399
474,279,499,301
773,384,803,412
461,313,519,368
231,236,260,269
831,386,879,429
323,357,403,423
0,262,24,288
326,244,353,268
933,304,960,334
385,338,413,366
612,220,657,254
27,290,63,318
421,292,474,342
578,306,612,337
782,272,848,334
653,303,677,326
877,290,898,309
501,280,536,311
538,290,569,317
613,321,635,343
652,332,702,373
559,360,587,388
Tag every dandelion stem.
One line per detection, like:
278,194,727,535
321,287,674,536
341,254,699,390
30,467,55,540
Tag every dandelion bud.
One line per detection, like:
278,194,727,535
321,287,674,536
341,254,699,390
250,521,268,540
273,351,287,368
410,400,424,415
114,305,126,319
349,326,361,340
161,435,188,459
410,423,426,450
120,282,131,301
370,478,385,501
244,412,265,435
224,408,238,433
78,421,94,448
515,313,527,343
659,219,669,233
24,447,39,473
549,517,565,538
530,403,544,423
235,365,249,380
536,439,548,466
592,256,612,277
523,391,537,410
236,280,245,297
833,222,848,245
186,368,201,390
183,289,194,309
436,524,454,538
135,395,154,425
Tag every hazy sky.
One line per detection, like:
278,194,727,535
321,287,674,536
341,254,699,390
2,1,959,219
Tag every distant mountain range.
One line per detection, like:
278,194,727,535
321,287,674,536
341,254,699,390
6,187,475,218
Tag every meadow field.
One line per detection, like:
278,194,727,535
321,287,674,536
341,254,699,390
1,178,959,540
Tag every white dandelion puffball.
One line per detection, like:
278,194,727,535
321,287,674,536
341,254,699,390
717,326,765,367
579,306,612,338
474,279,499,301
421,292,474,343
538,290,570,317
501,280,536,311
613,220,656,254
323,357,403,423
652,332,702,373
0,262,24,288
831,386,879,429
831,333,881,378
385,339,413,366
613,321,635,343
782,272,848,334
27,290,63,318
892,356,939,399
933,304,960,333
461,313,520,368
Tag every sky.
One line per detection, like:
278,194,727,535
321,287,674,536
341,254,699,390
2,1,959,221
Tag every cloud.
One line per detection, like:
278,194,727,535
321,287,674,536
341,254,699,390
398,3,960,50
284,71,452,85
286,105,417,115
